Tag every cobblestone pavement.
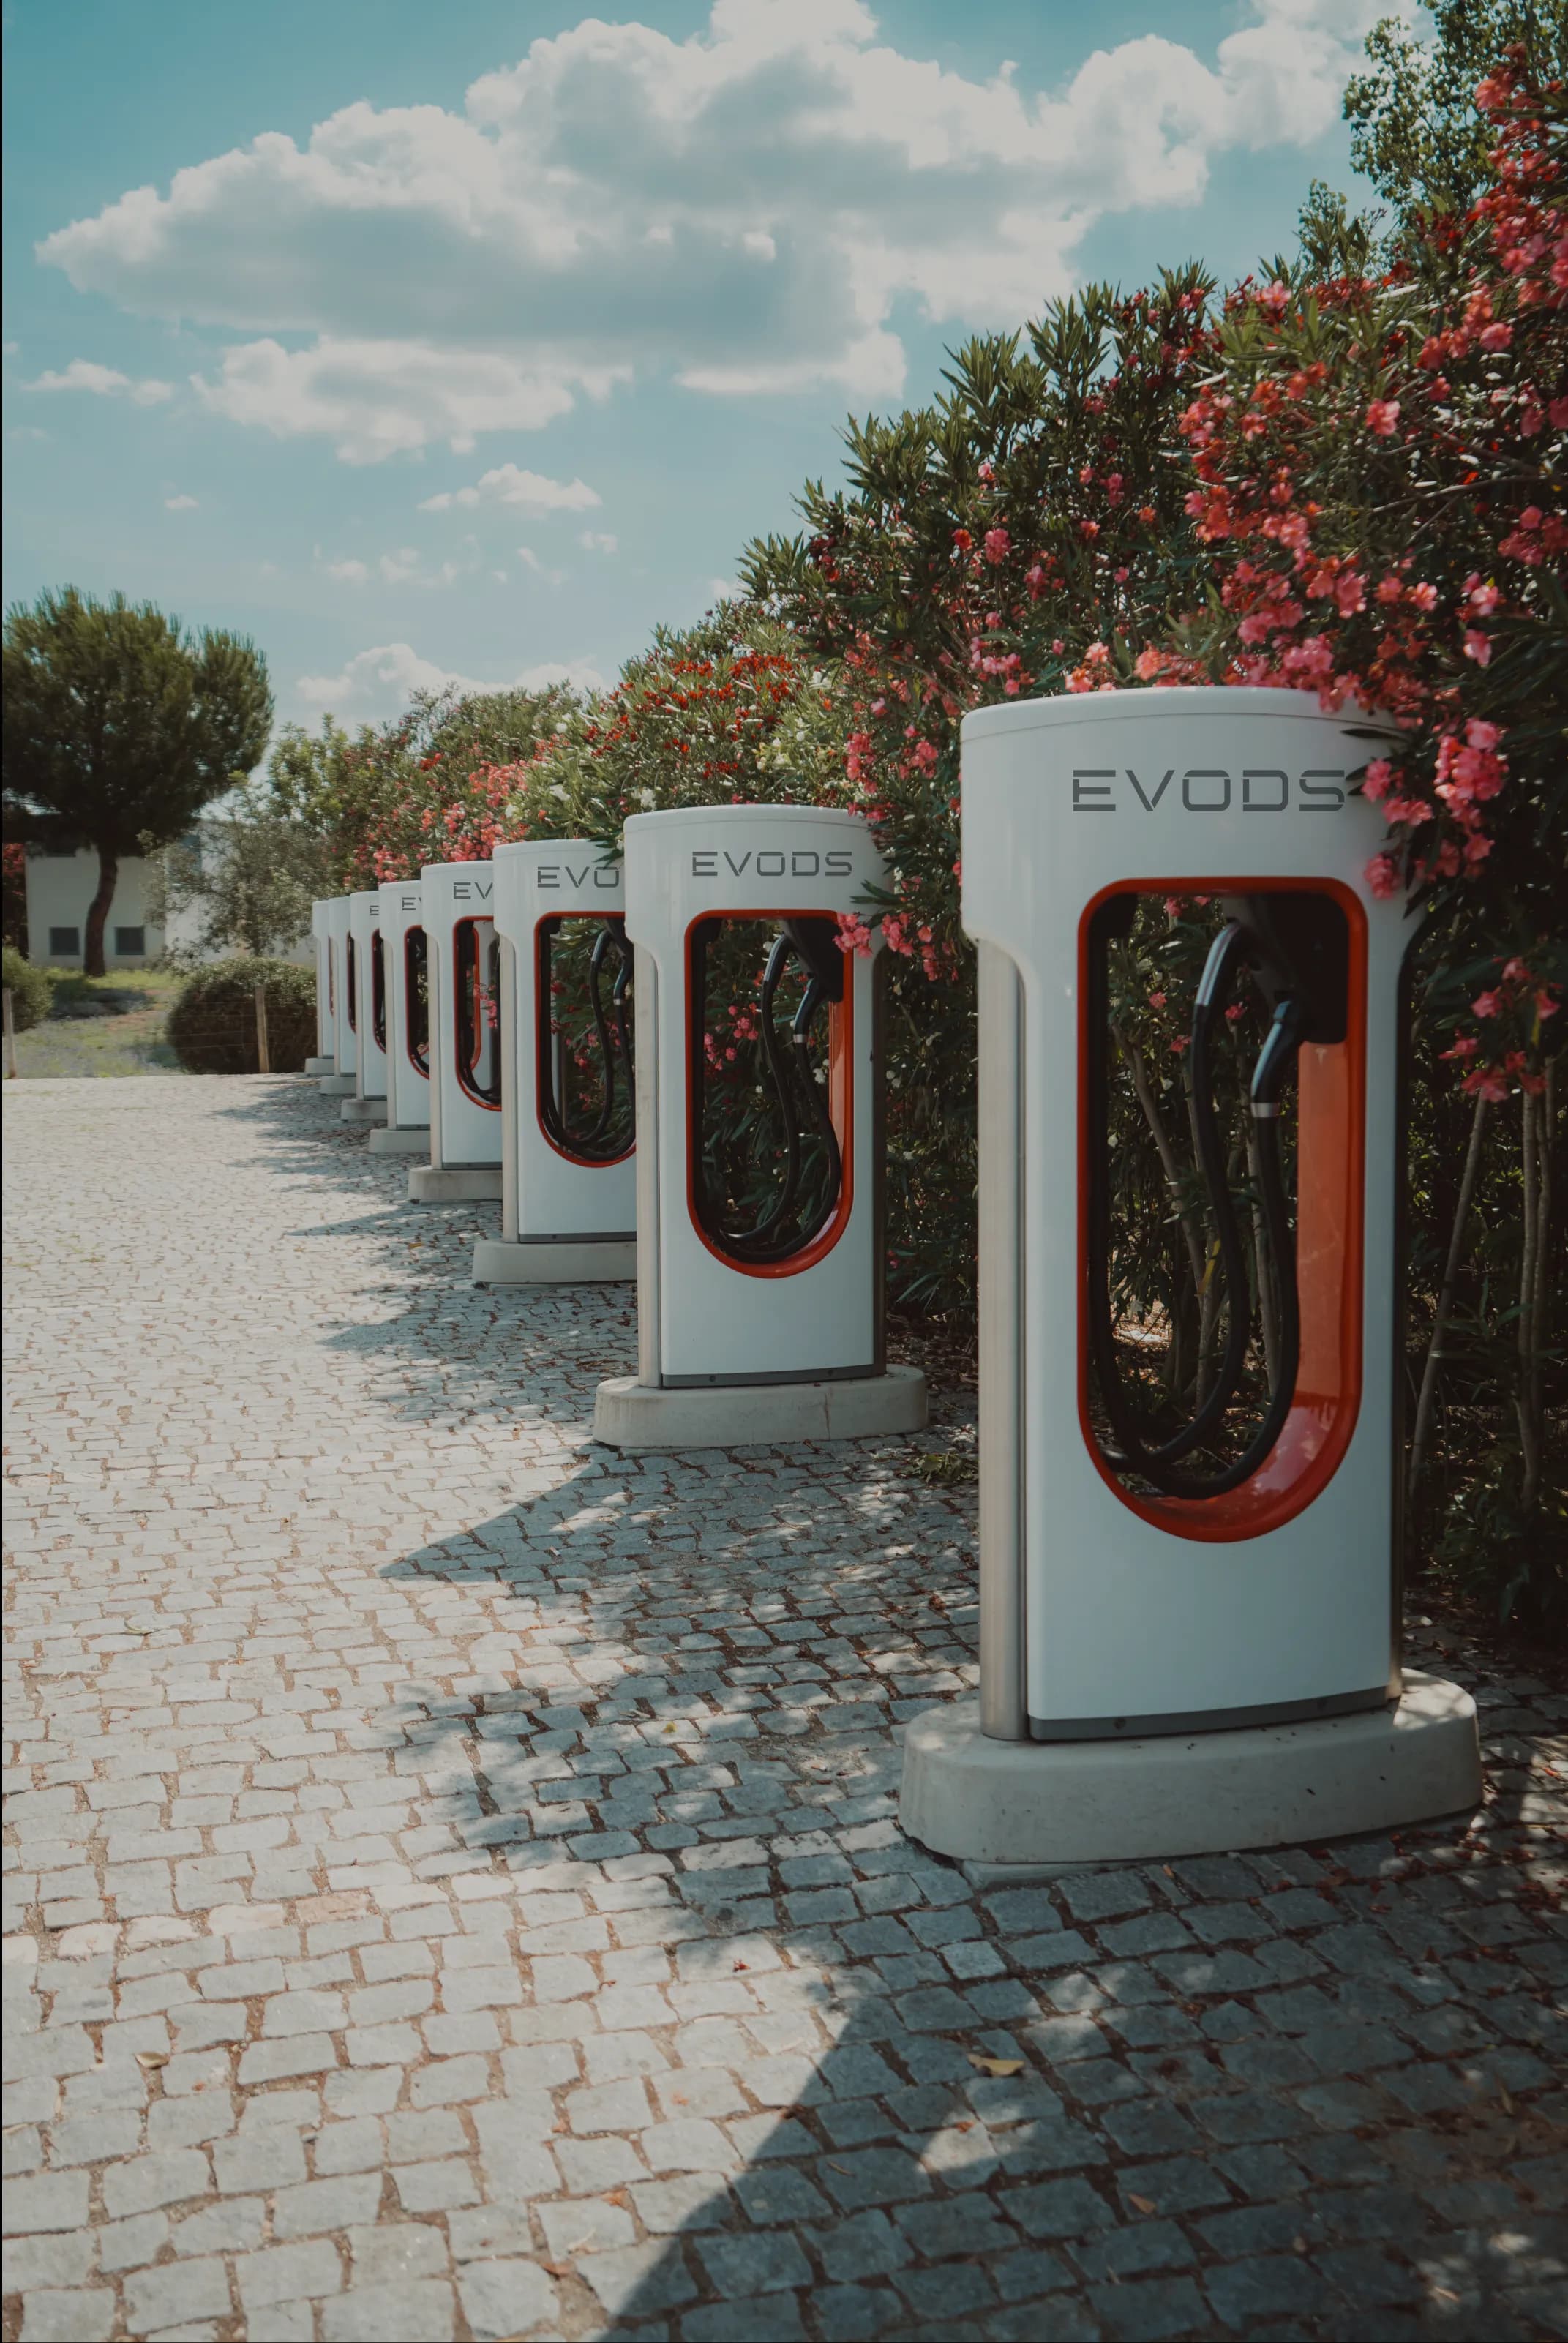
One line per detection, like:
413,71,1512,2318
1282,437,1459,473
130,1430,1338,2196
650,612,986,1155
4,1076,1565,2343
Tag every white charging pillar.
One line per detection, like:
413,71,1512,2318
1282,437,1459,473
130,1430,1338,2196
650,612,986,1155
307,899,337,1075
342,889,388,1125
320,897,357,1096
408,859,503,1203
474,839,637,1284
593,805,926,1448
900,686,1480,1864
368,880,432,1157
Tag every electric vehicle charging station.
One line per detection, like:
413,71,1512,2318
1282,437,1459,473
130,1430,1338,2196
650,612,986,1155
307,899,337,1075
409,858,504,1203
367,880,432,1157
473,839,638,1284
320,896,357,1096
900,686,1481,1865
593,804,926,1449
342,890,389,1125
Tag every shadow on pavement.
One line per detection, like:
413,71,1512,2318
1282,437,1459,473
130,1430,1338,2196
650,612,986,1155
253,1073,1564,2342
371,1489,1566,2343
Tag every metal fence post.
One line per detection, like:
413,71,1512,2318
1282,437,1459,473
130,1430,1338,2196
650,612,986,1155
3,988,16,1079
254,981,271,1074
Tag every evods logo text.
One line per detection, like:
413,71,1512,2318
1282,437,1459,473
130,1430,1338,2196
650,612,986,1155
1072,768,1347,814
537,863,621,890
690,848,855,877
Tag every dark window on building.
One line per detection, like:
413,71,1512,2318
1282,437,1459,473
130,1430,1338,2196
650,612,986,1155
49,926,80,956
115,926,146,957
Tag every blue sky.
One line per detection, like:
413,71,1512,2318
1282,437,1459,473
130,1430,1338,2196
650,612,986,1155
2,0,1398,739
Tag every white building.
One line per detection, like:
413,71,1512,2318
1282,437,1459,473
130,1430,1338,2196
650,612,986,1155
24,848,167,968
23,842,310,969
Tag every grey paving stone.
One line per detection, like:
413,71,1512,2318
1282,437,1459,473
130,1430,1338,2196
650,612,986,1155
1089,2274,1210,2341
734,2164,833,2224
96,2215,170,2276
17,2291,116,2343
121,2257,232,2336
1075,2219,1194,2282
685,2290,809,2342
320,2279,458,2341
817,2146,934,2211
1002,2177,1119,2238
4,1081,1560,2343
815,2282,900,2340
1059,1872,1152,1924
891,2257,996,2320
698,2227,814,2296
101,2151,212,2222
2,2174,89,2236
1204,2252,1337,2325
236,2239,345,2312
577,2239,699,2315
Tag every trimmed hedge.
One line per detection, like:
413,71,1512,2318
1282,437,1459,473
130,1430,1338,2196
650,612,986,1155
167,956,317,1073
2,944,53,1032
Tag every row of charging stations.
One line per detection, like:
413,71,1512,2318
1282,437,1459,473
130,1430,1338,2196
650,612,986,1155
308,808,924,1444
303,683,1479,1864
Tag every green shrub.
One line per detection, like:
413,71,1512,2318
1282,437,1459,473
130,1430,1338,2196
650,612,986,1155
167,956,316,1073
2,944,53,1032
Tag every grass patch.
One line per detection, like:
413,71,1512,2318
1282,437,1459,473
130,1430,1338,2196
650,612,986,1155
10,968,186,1079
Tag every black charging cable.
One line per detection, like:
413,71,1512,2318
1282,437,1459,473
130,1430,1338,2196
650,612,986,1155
1089,915,1305,1498
693,918,845,1263
538,918,634,1163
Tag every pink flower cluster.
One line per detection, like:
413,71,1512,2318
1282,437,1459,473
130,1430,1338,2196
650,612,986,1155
1441,956,1561,1099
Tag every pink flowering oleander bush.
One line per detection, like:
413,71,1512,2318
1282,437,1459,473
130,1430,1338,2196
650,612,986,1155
295,19,1561,1625
742,36,1564,1625
268,684,579,889
1173,44,1565,1104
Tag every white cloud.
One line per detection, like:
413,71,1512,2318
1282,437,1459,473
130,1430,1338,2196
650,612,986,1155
380,546,464,587
164,491,200,509
319,544,465,585
419,463,601,514
295,641,607,715
28,358,173,405
516,546,566,585
37,0,1383,455
579,530,618,554
186,337,622,463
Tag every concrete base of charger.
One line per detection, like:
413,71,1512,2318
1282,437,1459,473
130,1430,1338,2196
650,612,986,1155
318,1073,356,1096
473,1237,637,1284
340,1096,387,1125
305,1055,336,1075
899,1673,1482,1867
593,1364,927,1450
368,1124,432,1156
408,1164,503,1203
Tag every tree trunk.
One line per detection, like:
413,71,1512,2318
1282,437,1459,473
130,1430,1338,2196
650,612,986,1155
84,844,119,979
1530,1056,1555,1443
1517,1085,1542,1512
1408,1092,1488,1507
